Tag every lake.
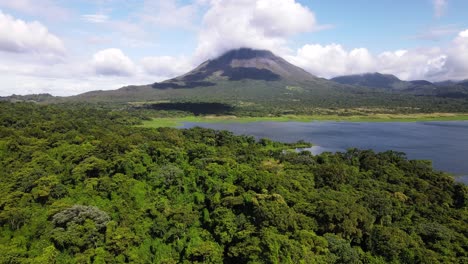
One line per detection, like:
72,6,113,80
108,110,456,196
181,121,468,184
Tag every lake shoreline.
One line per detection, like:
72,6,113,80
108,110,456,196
140,113,468,128
178,121,468,185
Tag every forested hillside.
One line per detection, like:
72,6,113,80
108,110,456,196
0,102,467,263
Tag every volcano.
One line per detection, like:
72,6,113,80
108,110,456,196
70,48,343,103
152,48,319,89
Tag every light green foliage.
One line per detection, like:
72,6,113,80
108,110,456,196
0,102,467,263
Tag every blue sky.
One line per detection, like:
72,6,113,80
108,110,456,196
0,0,467,96
305,0,467,50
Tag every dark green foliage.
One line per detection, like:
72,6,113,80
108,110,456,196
0,102,467,263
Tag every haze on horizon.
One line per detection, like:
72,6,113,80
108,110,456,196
0,0,467,96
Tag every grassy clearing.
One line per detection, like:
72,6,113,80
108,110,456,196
138,113,468,128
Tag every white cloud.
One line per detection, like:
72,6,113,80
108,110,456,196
287,43,452,81
92,48,136,76
82,14,109,23
0,73,156,97
286,44,376,78
433,0,448,18
376,48,448,80
0,0,69,20
445,29,468,79
141,56,193,78
194,0,326,62
250,0,318,37
0,45,169,96
0,51,157,96
0,11,65,55
459,29,468,38
286,33,468,82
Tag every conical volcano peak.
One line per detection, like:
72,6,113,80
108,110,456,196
215,48,276,62
205,48,283,71
152,48,319,89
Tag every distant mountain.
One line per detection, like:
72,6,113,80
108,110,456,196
434,80,458,86
408,80,434,86
331,73,406,90
331,73,468,98
330,73,438,91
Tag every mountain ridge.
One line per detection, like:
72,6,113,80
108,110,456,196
330,72,468,98
331,72,425,90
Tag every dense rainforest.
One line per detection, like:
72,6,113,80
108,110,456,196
0,102,467,263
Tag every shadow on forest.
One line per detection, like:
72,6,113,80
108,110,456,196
144,102,234,115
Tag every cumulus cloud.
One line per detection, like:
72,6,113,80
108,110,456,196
287,43,452,81
194,0,325,62
250,0,319,37
459,29,468,38
287,44,376,78
445,29,468,79
0,11,65,55
433,0,448,18
376,48,449,80
287,29,468,81
141,56,193,78
92,48,136,76
375,30,468,81
0,51,158,96
0,73,156,97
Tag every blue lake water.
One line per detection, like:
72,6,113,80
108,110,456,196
181,121,468,184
